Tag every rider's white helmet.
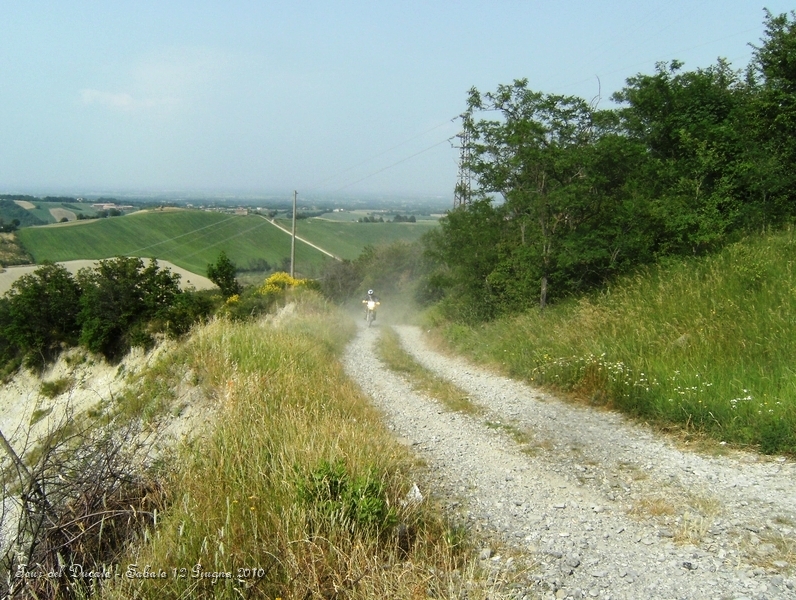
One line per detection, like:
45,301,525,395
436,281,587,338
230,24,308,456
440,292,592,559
368,289,374,295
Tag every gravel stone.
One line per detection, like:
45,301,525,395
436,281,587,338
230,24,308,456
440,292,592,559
343,324,796,600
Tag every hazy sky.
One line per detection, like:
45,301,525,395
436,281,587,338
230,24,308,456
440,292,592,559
0,1,791,201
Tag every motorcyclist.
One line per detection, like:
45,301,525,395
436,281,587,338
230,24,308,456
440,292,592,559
363,289,379,321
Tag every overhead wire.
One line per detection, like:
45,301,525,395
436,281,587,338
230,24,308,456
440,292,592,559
555,25,763,95
173,219,272,262
329,136,456,193
104,8,769,259
307,117,458,189
123,214,239,256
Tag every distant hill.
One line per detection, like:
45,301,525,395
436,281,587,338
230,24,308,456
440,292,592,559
0,200,45,228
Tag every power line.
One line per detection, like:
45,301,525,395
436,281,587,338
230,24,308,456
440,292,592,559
550,25,763,96
329,136,455,193
309,117,458,189
173,219,272,262
124,214,239,256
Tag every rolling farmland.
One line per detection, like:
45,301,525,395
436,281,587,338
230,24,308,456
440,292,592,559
16,209,440,279
17,210,331,277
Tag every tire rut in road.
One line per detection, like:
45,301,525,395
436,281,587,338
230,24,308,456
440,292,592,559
344,324,796,599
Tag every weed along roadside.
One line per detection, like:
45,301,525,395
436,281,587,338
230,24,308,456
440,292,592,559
430,229,796,457
101,293,492,599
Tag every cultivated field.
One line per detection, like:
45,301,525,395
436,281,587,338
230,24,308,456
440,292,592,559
22,201,103,223
48,208,76,222
17,209,439,278
315,209,440,223
18,210,331,277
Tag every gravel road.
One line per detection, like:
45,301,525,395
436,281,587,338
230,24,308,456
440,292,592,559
343,324,796,600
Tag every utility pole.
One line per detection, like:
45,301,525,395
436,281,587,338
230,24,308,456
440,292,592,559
290,190,297,278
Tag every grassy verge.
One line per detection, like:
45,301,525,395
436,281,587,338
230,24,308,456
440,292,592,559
377,326,481,415
432,229,796,455
105,293,494,599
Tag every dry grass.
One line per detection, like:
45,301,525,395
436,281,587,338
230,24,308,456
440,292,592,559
0,232,32,266
103,295,510,599
627,488,721,546
629,496,677,517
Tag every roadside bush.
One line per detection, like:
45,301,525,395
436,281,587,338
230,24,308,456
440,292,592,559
319,259,361,302
220,288,276,320
0,260,216,372
297,459,396,535
217,272,318,321
161,289,218,336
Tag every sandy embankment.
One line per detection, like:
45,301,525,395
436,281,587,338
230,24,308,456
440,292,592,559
0,259,216,295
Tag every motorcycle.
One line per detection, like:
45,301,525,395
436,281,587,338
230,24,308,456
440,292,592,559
363,299,380,327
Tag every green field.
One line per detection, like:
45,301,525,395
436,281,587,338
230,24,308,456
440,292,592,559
17,210,331,277
276,216,438,260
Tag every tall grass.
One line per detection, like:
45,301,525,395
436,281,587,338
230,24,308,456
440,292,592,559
106,292,484,599
434,229,796,455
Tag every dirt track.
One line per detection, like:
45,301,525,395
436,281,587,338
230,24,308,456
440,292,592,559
344,323,796,600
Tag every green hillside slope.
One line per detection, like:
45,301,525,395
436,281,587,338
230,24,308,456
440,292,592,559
0,200,44,227
17,210,330,277
276,216,437,260
435,229,796,455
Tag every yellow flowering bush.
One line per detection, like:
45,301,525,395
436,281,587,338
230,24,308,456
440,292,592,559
257,272,309,297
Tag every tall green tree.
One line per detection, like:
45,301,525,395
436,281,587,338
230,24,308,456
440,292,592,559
459,80,644,309
2,263,81,367
429,13,796,323
748,9,796,224
613,59,753,253
207,251,241,299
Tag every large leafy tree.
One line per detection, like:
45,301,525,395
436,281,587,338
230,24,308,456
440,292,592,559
613,59,755,253
425,200,504,320
748,9,796,224
2,263,81,366
456,80,645,310
429,12,796,323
